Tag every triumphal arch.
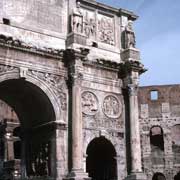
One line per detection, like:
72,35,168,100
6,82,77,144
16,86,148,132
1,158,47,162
0,0,146,180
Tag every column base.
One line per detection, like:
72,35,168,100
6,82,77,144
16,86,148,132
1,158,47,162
125,172,147,180
64,169,91,180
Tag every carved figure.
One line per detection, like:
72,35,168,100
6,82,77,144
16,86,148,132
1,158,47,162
82,91,98,115
71,2,83,33
83,12,96,37
124,21,136,48
103,95,121,118
98,17,114,45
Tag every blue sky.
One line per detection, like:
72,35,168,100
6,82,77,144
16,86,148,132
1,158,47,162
98,0,180,86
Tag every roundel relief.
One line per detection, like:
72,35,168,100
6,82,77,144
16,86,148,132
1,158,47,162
82,91,98,115
103,95,122,118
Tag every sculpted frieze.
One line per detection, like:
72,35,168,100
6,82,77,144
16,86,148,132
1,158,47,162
102,95,122,118
0,64,18,75
71,6,115,45
82,91,98,115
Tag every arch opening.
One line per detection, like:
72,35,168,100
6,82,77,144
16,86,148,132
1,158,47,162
174,171,180,180
152,172,166,180
150,126,164,165
171,125,180,164
0,79,56,179
86,137,117,180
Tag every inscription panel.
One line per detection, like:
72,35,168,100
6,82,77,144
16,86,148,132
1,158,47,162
3,0,67,33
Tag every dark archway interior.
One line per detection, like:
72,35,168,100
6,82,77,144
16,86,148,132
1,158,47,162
152,173,166,180
150,126,164,151
0,79,56,177
86,137,117,180
174,172,180,180
0,79,55,128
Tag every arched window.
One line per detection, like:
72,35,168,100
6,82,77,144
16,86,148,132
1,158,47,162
150,126,164,151
171,125,180,164
150,126,164,164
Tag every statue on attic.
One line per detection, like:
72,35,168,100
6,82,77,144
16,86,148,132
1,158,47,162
124,20,136,49
71,1,83,34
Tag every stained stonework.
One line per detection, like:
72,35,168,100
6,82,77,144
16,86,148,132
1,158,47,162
0,0,148,180
139,85,180,180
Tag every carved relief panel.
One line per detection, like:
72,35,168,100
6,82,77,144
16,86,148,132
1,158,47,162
81,9,96,38
71,5,115,46
82,90,123,131
82,91,98,115
102,95,122,118
97,14,115,45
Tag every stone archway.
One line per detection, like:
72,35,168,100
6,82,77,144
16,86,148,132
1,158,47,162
86,137,117,180
174,172,180,180
152,172,166,180
0,78,57,179
0,67,63,122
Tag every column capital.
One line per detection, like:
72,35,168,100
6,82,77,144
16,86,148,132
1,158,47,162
64,49,88,88
128,84,138,96
63,48,89,65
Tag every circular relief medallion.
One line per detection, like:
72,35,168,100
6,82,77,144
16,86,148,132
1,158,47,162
82,91,98,115
103,95,122,118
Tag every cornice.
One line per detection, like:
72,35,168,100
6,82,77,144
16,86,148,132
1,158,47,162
79,0,138,20
0,34,64,60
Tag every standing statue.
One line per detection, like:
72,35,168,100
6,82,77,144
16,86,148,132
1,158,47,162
124,20,136,48
71,2,83,33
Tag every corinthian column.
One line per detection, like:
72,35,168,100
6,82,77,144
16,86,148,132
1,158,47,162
64,49,89,180
128,83,142,172
125,71,146,180
71,73,83,172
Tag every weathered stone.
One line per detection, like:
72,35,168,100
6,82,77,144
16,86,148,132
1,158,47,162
0,0,172,180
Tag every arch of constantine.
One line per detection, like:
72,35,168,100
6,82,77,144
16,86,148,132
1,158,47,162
0,0,179,180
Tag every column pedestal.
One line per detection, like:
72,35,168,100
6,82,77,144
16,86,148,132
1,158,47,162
125,172,147,180
66,170,90,180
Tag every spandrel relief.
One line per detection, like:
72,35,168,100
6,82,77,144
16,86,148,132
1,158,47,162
82,91,98,115
98,14,115,45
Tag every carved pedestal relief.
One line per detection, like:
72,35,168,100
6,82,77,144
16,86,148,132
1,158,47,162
103,95,121,118
82,91,98,115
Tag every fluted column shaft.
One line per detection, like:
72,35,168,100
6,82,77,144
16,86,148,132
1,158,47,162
71,75,83,171
128,84,142,173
